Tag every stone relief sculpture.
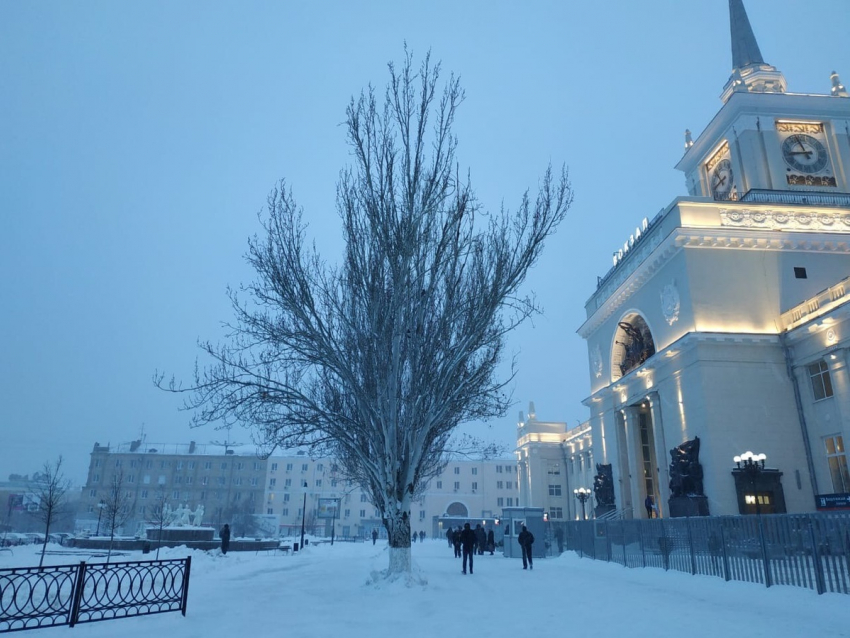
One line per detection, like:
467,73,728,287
660,282,680,326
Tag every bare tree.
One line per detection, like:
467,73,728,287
160,50,571,578
29,457,70,569
148,489,171,560
101,470,134,563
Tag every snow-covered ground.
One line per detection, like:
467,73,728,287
2,539,847,637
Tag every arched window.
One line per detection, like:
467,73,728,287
446,502,468,517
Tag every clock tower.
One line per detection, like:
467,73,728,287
577,0,850,519
676,0,850,202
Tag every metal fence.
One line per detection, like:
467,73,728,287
0,557,191,633
556,513,849,595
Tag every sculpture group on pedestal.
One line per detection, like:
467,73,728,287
668,436,709,517
593,463,615,516
162,503,205,527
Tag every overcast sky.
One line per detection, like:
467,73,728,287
2,1,849,485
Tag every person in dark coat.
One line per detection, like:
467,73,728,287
419,530,426,543
460,523,477,574
475,524,486,555
645,495,655,519
446,527,454,548
487,529,495,555
452,527,462,558
372,528,378,545
518,525,534,570
220,524,231,555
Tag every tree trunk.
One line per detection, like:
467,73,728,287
384,508,411,576
38,517,50,570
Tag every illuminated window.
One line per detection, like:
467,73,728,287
808,360,834,401
825,435,850,493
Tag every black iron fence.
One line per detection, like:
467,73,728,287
0,557,191,632
555,513,849,595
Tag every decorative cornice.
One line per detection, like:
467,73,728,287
720,208,850,232
580,227,850,339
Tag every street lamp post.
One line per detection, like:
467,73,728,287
300,481,308,551
95,500,105,536
733,451,767,515
573,487,592,521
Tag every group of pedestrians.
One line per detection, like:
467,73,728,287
446,522,534,574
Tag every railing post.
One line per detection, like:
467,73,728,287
808,517,826,595
181,556,192,616
605,521,611,562
639,520,646,568
719,520,731,582
686,517,697,575
757,516,772,588
659,518,669,571
69,561,87,628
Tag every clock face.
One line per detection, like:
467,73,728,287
711,159,733,197
781,134,828,174
705,142,734,200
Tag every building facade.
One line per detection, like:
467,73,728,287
79,440,518,538
515,403,594,522
78,441,268,535
574,1,850,519
263,453,519,539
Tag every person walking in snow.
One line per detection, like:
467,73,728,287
220,524,231,555
460,523,477,574
475,524,486,555
452,527,462,558
518,525,534,570
446,526,454,548
372,528,378,545
487,528,495,555
419,530,425,543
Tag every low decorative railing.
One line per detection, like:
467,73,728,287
0,557,191,633
553,513,849,595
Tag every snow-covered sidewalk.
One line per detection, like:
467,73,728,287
2,540,847,637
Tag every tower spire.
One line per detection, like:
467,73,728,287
729,0,764,70
720,0,786,103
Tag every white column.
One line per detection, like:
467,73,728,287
648,392,670,517
620,406,642,518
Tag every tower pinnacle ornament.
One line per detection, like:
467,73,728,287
831,71,849,98
720,0,786,103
